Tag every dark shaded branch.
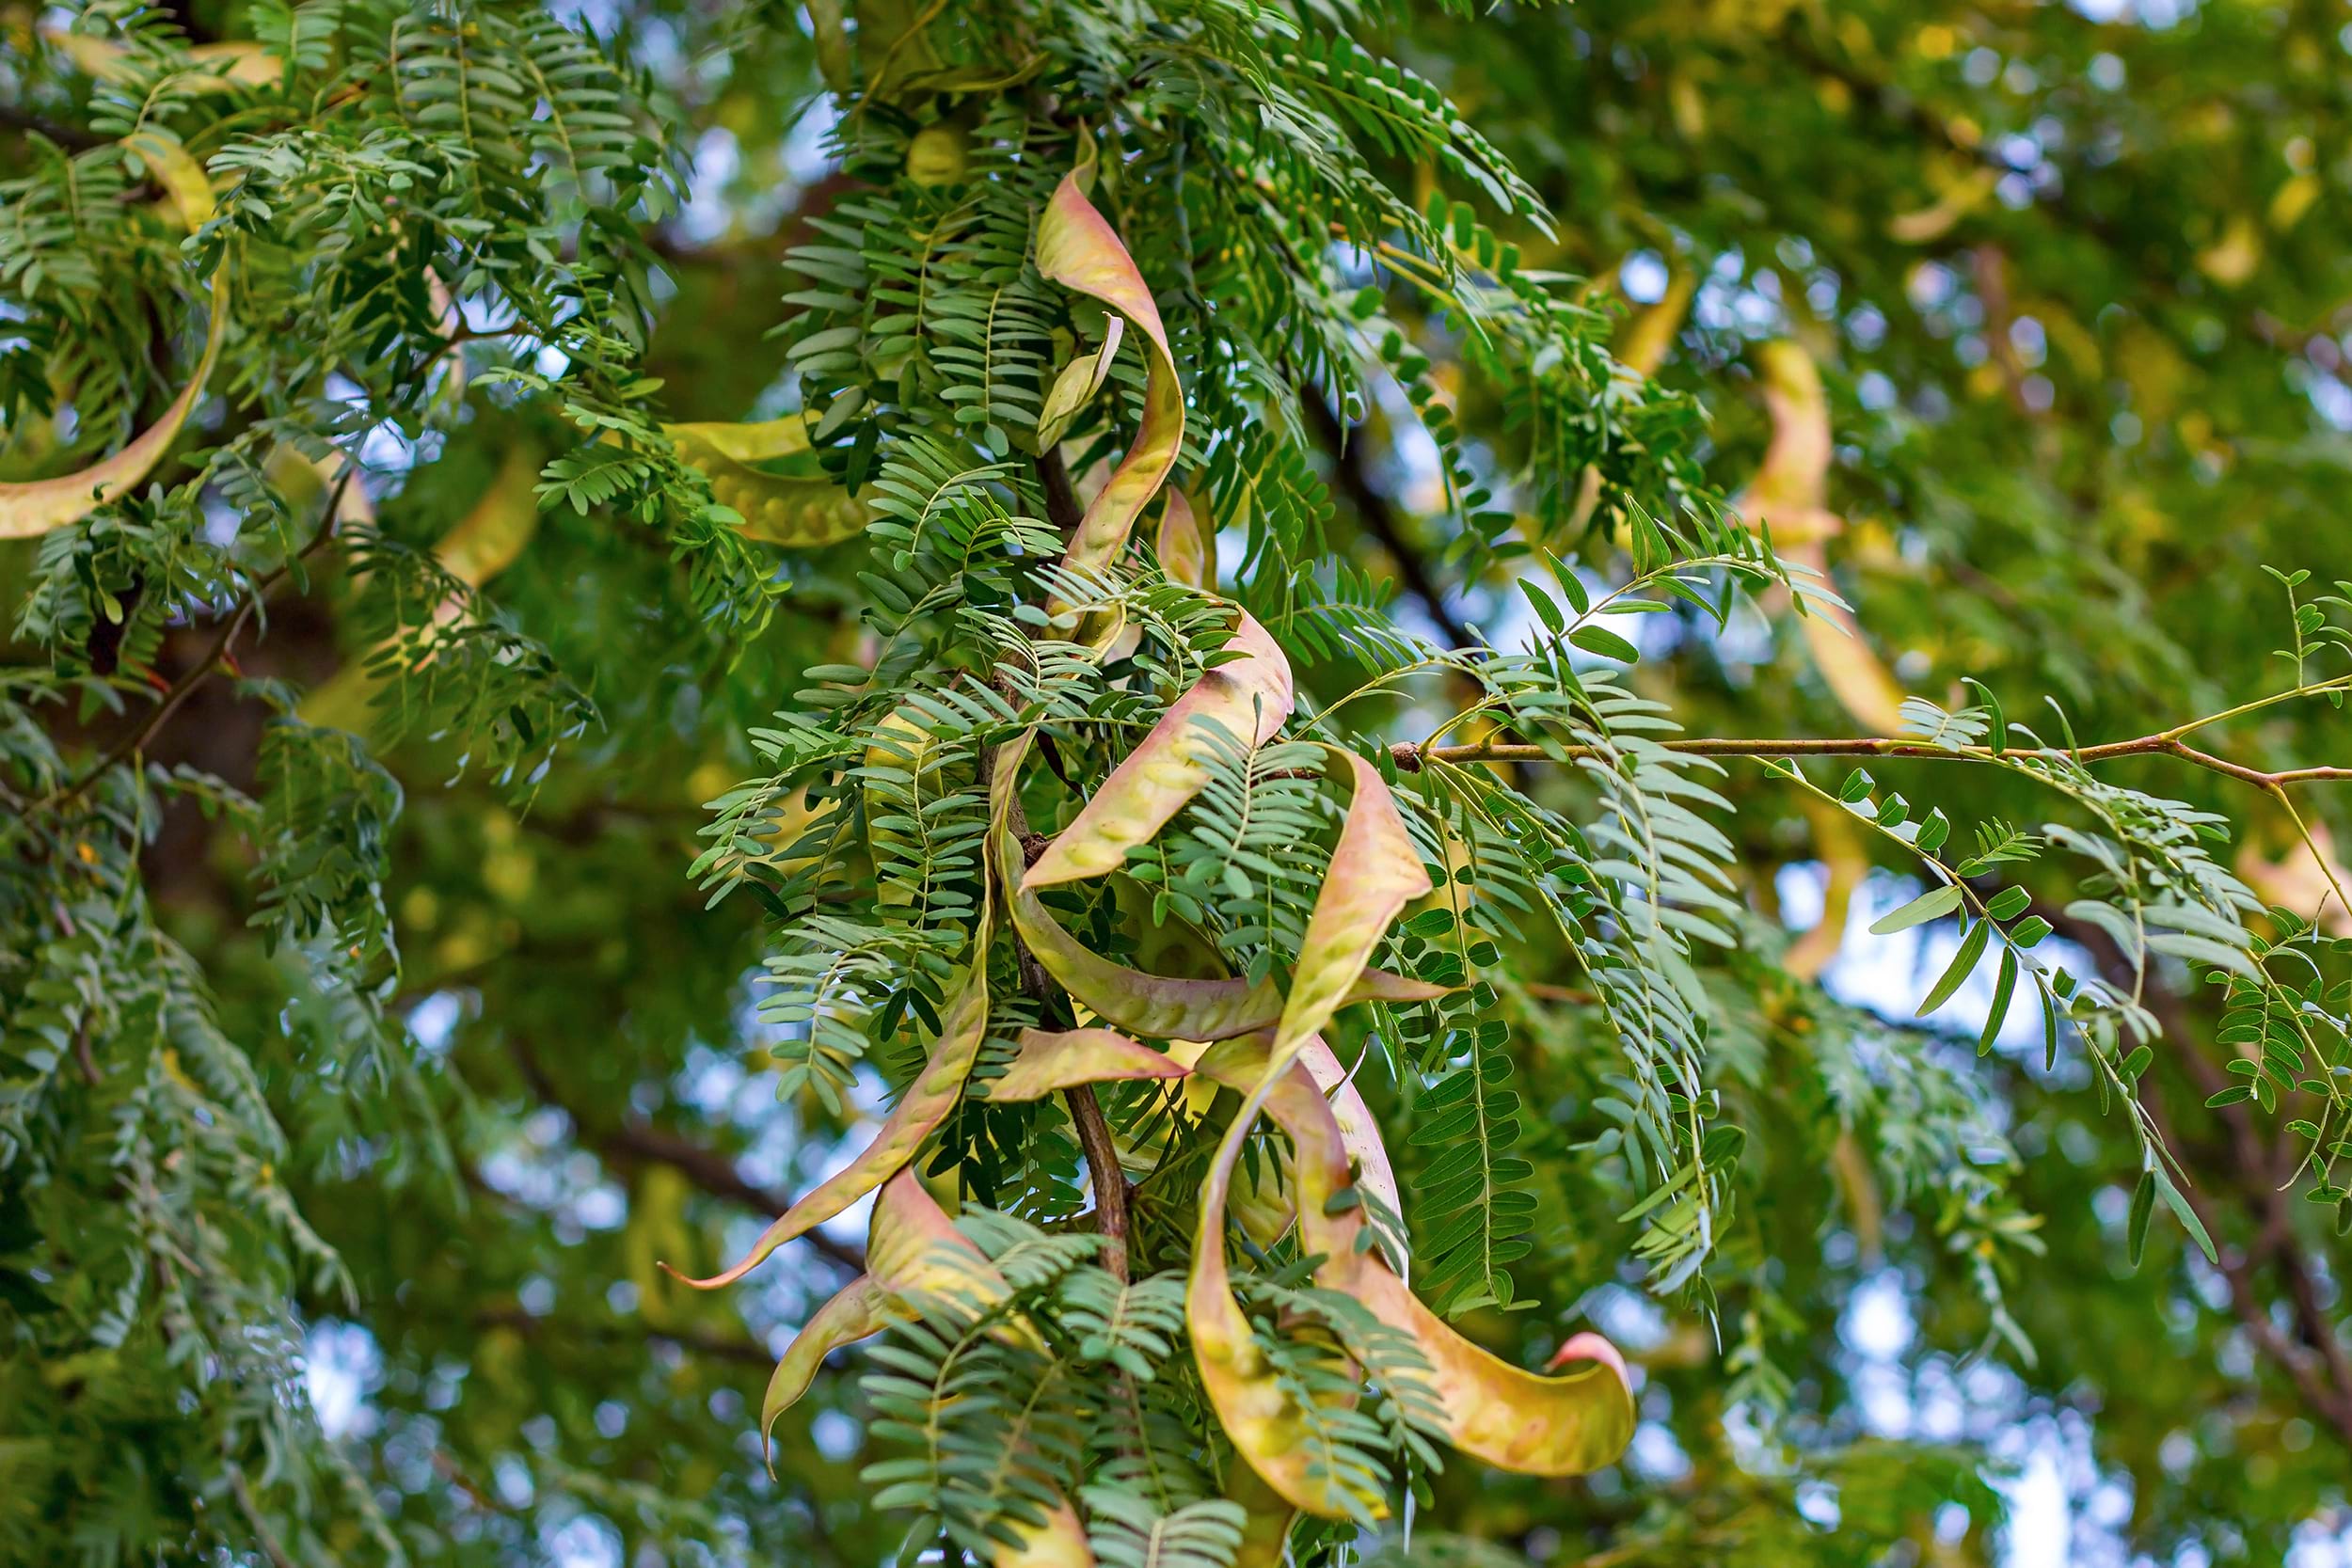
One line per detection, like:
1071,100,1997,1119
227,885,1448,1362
1064,1084,1130,1280
1301,390,1476,649
985,741,1136,1275
24,469,351,822
2045,906,2352,1451
1035,450,1086,542
473,1304,775,1368
505,1033,866,1275
2139,1084,2352,1449
0,103,106,150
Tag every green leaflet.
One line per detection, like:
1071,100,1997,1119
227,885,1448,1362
985,1028,1186,1102
1869,882,1963,935
664,415,875,546
0,134,229,539
1024,610,1295,888
1034,159,1184,578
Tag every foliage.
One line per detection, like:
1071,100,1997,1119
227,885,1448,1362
3,0,2350,1565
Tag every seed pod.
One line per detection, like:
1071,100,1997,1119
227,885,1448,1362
1,134,229,539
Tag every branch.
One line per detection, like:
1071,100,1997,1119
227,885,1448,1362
472,1304,775,1368
24,470,352,821
1064,1083,1130,1280
0,103,106,151
1300,390,1476,649
225,1468,299,1568
1390,730,2352,788
985,740,1135,1276
1034,450,1085,542
2046,906,2352,1451
504,1034,866,1275
2140,1084,2352,1449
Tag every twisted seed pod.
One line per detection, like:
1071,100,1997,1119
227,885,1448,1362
1742,341,1908,733
1035,156,1184,578
1000,766,1444,1040
668,760,1018,1290
985,1028,1185,1103
1194,1038,1637,1486
1,134,229,539
664,416,874,546
1024,610,1295,889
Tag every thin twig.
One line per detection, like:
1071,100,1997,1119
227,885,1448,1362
225,1468,299,1568
986,744,1136,1276
24,470,354,821
1390,730,2352,789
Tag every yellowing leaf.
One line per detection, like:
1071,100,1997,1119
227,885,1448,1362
2196,213,2262,288
1786,796,1865,979
1886,166,1999,245
432,444,547,585
1034,166,1184,577
42,26,279,92
1742,341,1908,733
2269,173,2322,232
665,415,873,546
1615,270,1696,379
987,1028,1185,1102
1,134,228,540
1024,612,1294,888
1741,341,1838,539
1035,313,1124,451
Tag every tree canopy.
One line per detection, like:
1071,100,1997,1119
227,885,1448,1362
3,1,2350,1565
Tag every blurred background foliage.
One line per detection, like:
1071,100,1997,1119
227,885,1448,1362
4,0,2351,1564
